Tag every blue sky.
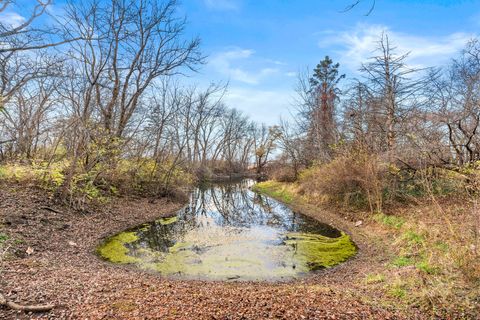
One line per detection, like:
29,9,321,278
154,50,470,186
2,0,480,124
179,0,480,124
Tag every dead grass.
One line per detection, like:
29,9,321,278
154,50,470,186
256,179,480,318
297,149,385,213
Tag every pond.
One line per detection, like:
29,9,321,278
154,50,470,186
98,180,356,281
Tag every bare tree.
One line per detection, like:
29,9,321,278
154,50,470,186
360,33,426,152
426,39,480,165
277,119,306,179
342,0,376,15
0,0,83,53
63,0,203,138
253,124,280,176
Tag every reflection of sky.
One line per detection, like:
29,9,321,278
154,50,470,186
192,184,290,229
123,180,344,280
135,180,340,251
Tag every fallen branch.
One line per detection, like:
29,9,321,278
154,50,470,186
0,292,54,312
39,206,63,214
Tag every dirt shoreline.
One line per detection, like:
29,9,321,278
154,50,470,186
1,182,414,319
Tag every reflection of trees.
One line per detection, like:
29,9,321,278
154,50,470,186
131,179,342,253
137,224,176,252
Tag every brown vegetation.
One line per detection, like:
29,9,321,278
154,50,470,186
259,31,480,318
1,0,479,318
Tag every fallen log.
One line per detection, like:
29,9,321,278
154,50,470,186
0,292,54,312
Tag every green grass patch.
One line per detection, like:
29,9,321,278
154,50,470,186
434,241,449,253
388,283,407,299
392,256,414,267
252,181,295,204
365,273,385,284
402,230,425,245
416,259,438,274
0,232,8,244
373,213,405,229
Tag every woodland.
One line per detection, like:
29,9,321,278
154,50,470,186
0,0,479,319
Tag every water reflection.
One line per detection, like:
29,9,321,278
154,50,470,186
101,180,355,280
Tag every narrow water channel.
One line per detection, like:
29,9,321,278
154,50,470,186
98,180,356,281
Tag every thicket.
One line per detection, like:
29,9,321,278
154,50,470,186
0,1,280,209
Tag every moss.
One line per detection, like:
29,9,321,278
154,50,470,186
148,243,303,280
97,232,140,264
157,216,178,225
284,232,357,269
98,230,356,280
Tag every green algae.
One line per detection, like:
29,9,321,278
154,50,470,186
168,241,192,253
98,230,356,280
157,216,178,225
148,242,300,280
97,181,357,280
284,232,356,269
97,231,140,264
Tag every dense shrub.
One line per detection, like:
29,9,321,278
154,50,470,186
297,149,385,212
267,163,297,183
271,149,471,212
0,161,66,191
0,158,194,207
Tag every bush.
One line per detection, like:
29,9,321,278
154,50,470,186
267,164,297,182
275,148,471,212
297,149,385,212
0,161,66,190
94,158,194,198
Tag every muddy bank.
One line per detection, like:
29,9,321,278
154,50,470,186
0,182,410,319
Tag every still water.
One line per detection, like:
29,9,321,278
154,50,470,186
98,180,356,281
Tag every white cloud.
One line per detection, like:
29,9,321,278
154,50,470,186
209,48,280,85
265,59,287,66
320,23,475,72
0,12,25,28
223,87,293,124
203,0,239,11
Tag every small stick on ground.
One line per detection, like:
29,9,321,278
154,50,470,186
0,292,54,312
39,206,63,214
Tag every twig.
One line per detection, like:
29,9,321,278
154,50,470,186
0,292,54,312
39,206,63,214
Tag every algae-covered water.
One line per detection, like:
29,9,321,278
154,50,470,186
98,180,356,281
